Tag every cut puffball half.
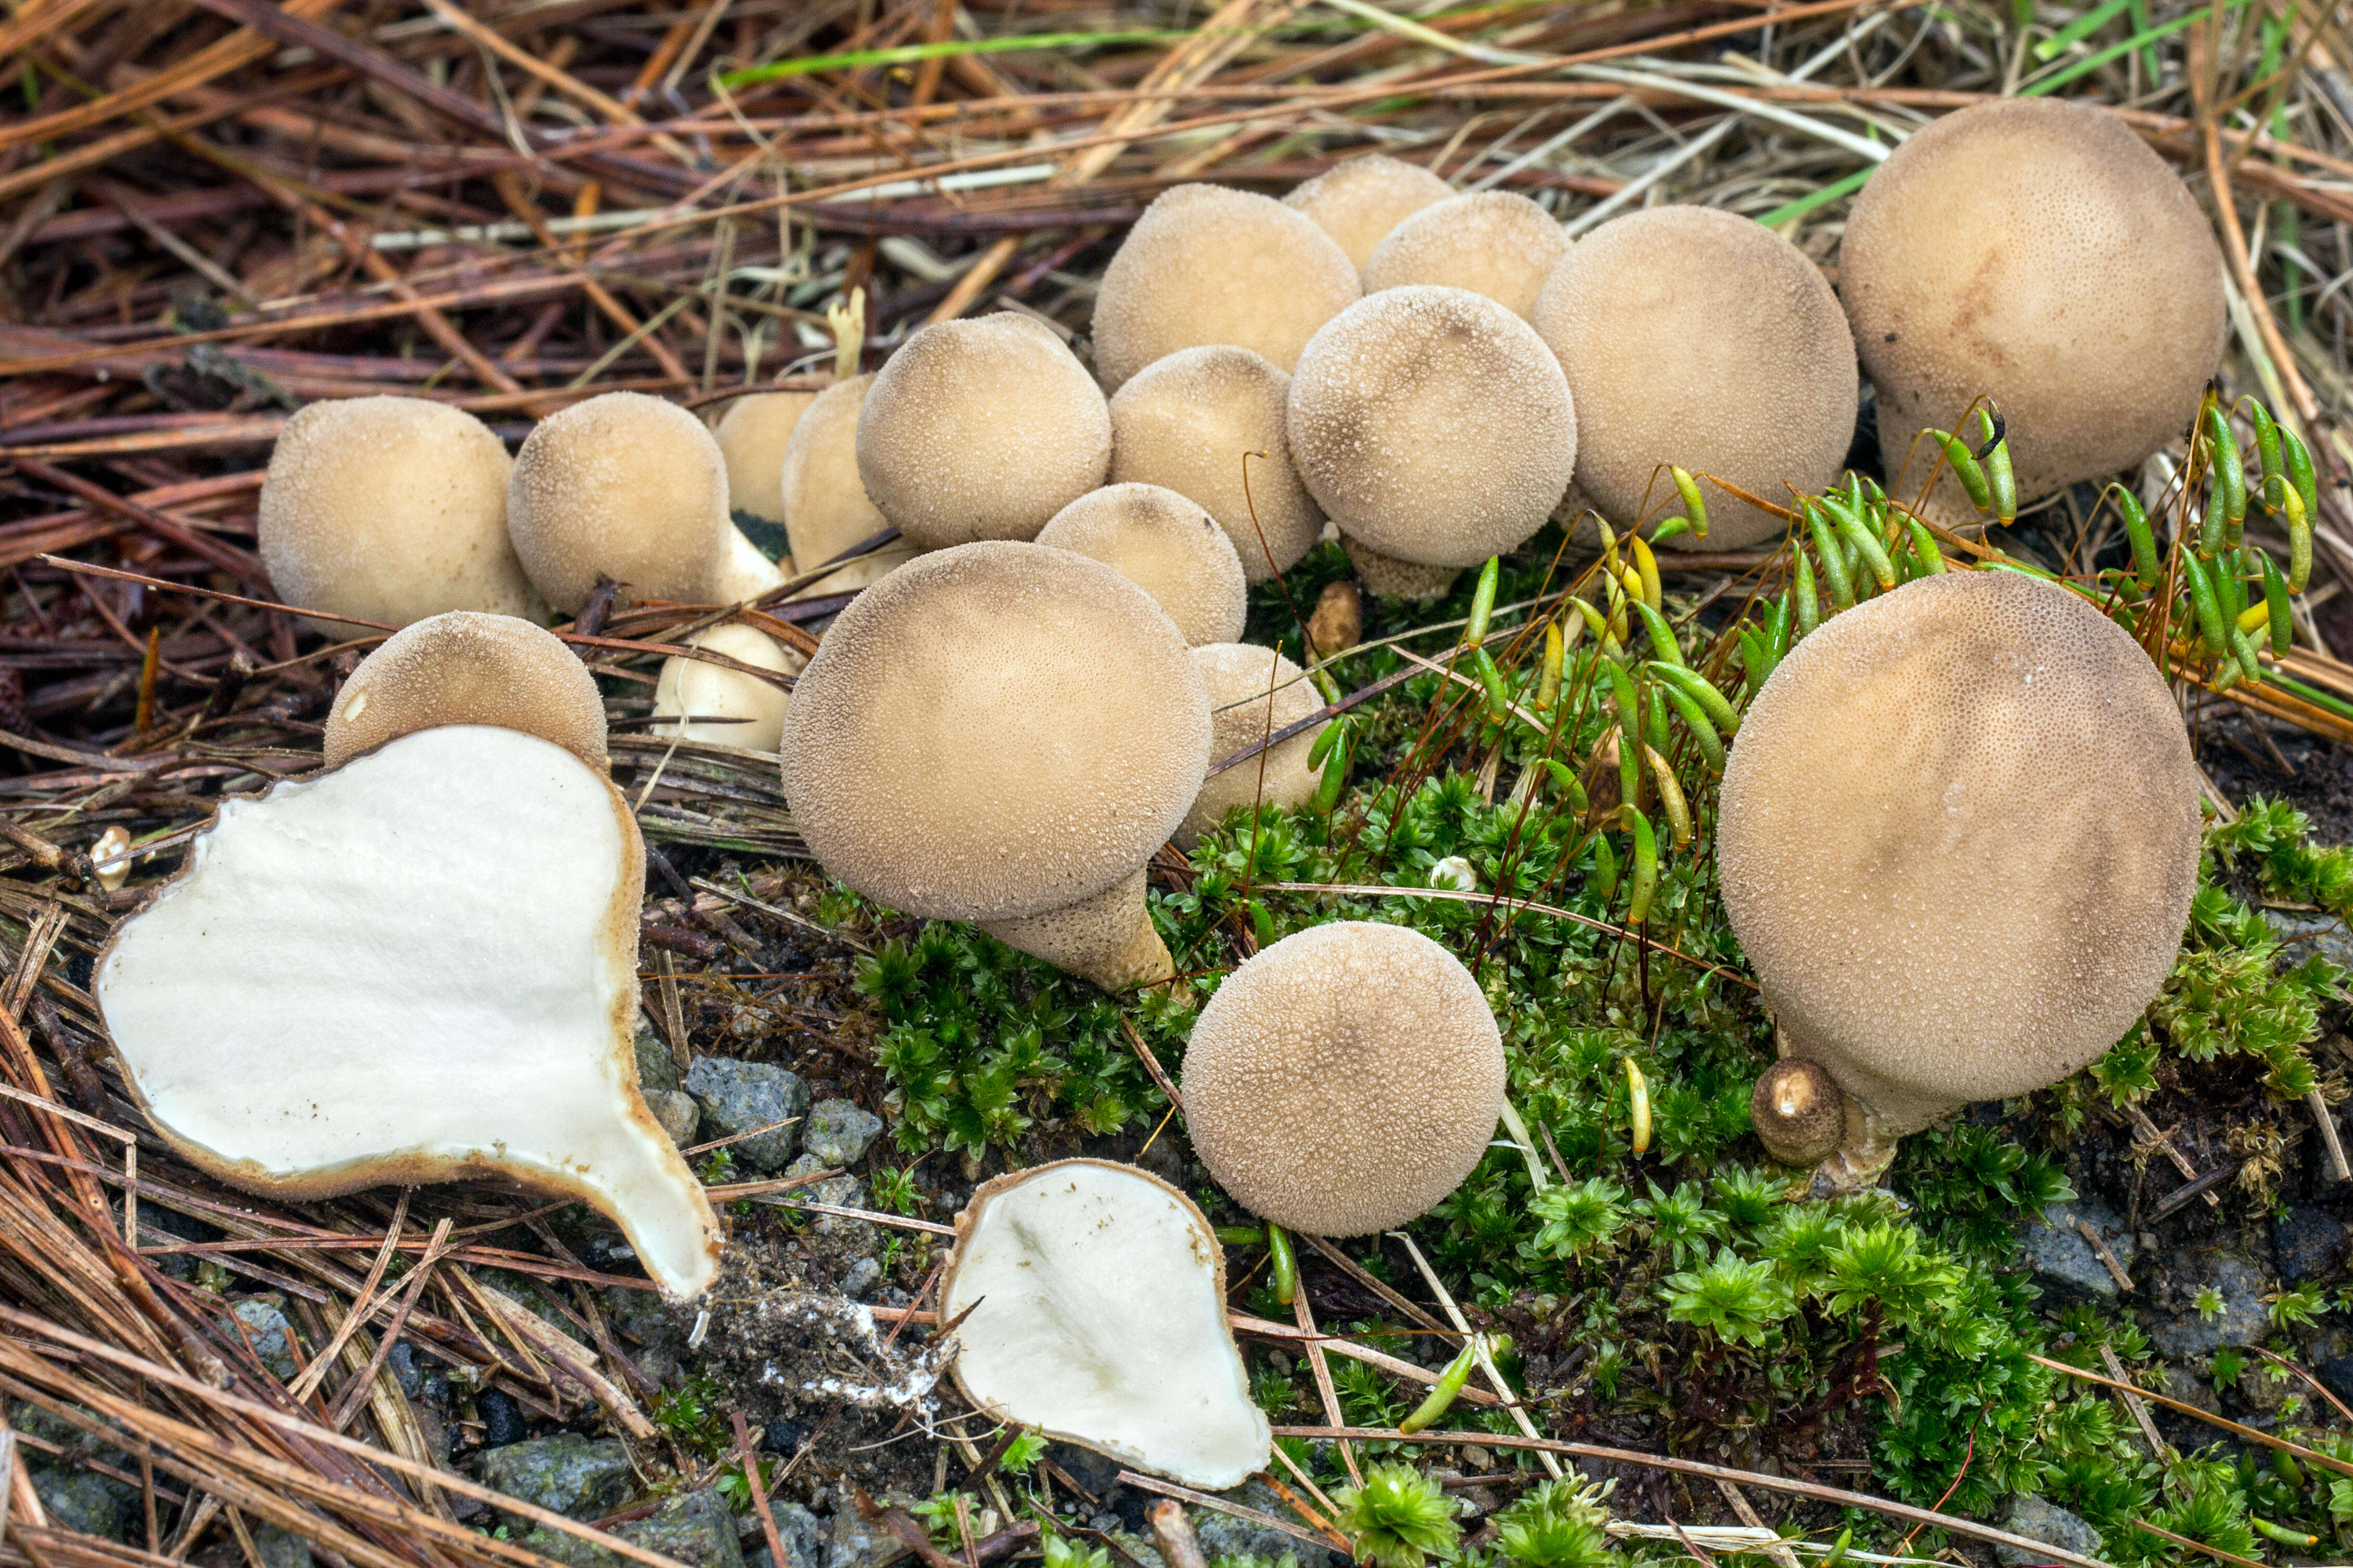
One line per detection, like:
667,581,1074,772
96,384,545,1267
95,724,723,1299
942,1159,1270,1488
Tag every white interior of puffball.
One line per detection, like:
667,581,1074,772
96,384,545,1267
94,725,722,1299
943,1161,1269,1488
652,622,802,753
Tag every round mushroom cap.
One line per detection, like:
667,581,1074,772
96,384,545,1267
1178,643,1326,849
1182,921,1504,1235
778,374,917,593
508,391,738,613
1092,184,1361,392
652,621,803,753
324,611,606,772
1363,192,1568,322
1750,1059,1846,1167
779,541,1211,923
1108,346,1324,584
713,391,818,523
1281,154,1453,272
1036,484,1247,646
1717,570,2202,1136
1532,205,1856,551
855,314,1112,551
1287,285,1575,568
1840,98,2225,518
260,396,544,631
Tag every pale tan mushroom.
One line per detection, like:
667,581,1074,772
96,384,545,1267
712,390,818,527
1281,154,1453,272
778,374,916,594
1363,191,1568,322
1178,643,1325,849
1036,484,1247,646
651,621,802,754
324,611,605,772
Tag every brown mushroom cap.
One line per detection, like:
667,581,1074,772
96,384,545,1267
260,396,543,631
855,314,1112,551
1107,346,1324,584
713,391,819,525
1281,154,1453,273
1840,98,2226,520
1363,192,1568,322
1750,1060,1847,1168
1182,920,1504,1235
508,391,782,613
1178,643,1326,850
324,611,607,772
1717,570,2202,1139
778,541,1210,924
1092,184,1361,392
778,374,917,593
1286,285,1575,574
1532,205,1856,551
1036,484,1247,647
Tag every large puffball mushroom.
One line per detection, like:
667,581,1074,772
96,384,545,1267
259,396,545,633
1036,483,1247,646
942,1160,1270,1488
779,375,916,593
855,314,1112,551
1281,154,1453,273
1532,205,1856,551
1718,570,2202,1189
712,390,818,526
1183,921,1505,1234
1179,643,1325,850
1092,184,1361,392
1362,191,1568,322
324,611,606,773
1839,98,2227,522
1108,346,1323,584
652,621,803,753
779,542,1210,991
95,722,723,1299
509,391,785,614
1288,285,1575,598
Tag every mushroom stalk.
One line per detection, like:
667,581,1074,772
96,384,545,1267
980,868,1176,995
1338,537,1467,601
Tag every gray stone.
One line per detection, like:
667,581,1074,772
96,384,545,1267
744,1500,827,1568
1994,1497,2103,1568
649,1088,703,1148
825,1501,910,1568
2148,1253,2274,1357
686,1057,808,1173
802,1100,884,1169
2276,1205,2349,1286
250,1523,315,1568
839,1257,882,1299
475,1433,636,1529
622,1490,743,1568
2019,1200,2136,1304
29,1469,132,1540
787,1157,876,1254
2270,911,2353,972
230,1297,299,1381
1192,1481,1305,1567
1107,1535,1167,1568
516,1527,622,1568
637,1030,680,1094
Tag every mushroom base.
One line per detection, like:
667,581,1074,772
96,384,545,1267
1339,535,1463,600
1808,1092,1902,1197
710,525,790,604
980,867,1178,995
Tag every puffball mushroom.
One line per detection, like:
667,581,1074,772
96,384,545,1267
779,541,1210,992
1036,483,1248,646
855,313,1112,550
1839,97,2227,522
651,621,803,753
95,722,722,1299
1288,285,1575,598
942,1160,1270,1488
1092,184,1361,392
1718,570,2202,1189
1179,643,1326,850
508,391,785,614
1749,1059,1847,1169
778,374,916,593
1532,205,1856,551
1107,345,1324,584
712,390,817,526
324,610,606,773
1362,191,1568,322
1182,921,1506,1235
259,396,545,632
1281,153,1453,273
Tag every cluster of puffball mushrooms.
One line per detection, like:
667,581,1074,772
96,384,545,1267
85,95,2231,1484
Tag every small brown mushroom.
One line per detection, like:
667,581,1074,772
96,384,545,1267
1281,154,1453,272
712,390,818,526
1092,184,1361,392
777,374,917,594
1107,346,1324,584
1717,570,2202,1189
1037,483,1248,647
1749,1059,1848,1169
1363,191,1569,322
1178,643,1326,850
1839,98,2227,522
1532,205,1856,551
324,611,606,772
1287,285,1575,597
855,313,1112,551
